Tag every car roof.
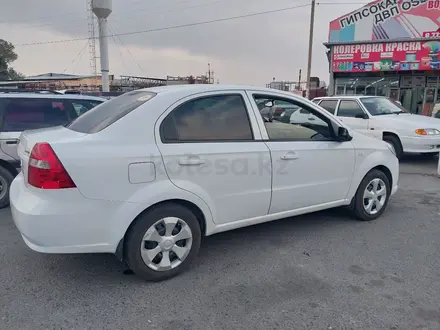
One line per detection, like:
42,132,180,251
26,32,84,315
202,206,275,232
0,93,106,101
136,84,304,99
313,95,382,100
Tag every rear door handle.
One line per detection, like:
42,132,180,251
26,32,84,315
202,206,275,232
280,152,299,160
178,156,206,166
2,139,18,145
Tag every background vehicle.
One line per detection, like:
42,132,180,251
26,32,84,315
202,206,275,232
10,85,398,282
258,99,300,121
0,92,105,208
313,96,440,159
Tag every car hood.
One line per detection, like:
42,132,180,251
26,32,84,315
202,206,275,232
376,113,440,128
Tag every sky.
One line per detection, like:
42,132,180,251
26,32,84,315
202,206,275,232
0,0,366,86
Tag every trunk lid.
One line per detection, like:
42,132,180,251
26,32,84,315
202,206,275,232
17,126,87,184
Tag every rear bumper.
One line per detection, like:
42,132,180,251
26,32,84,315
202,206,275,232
10,173,123,254
400,135,440,154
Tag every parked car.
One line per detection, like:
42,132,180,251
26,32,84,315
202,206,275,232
258,99,300,121
10,85,398,282
0,92,105,208
312,96,440,159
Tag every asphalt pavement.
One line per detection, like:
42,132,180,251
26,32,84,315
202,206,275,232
0,156,439,330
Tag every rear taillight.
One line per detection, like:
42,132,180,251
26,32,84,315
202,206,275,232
28,142,76,189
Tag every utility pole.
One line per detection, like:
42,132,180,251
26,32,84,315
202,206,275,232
87,0,97,87
305,0,316,99
297,69,302,90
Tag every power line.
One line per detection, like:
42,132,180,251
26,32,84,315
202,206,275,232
15,3,311,47
109,23,146,74
108,27,131,73
72,41,89,74
13,0,284,33
62,40,90,73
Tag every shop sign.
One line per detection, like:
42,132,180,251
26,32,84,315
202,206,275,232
331,40,440,72
329,0,440,42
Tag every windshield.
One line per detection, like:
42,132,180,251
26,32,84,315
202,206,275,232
360,97,408,116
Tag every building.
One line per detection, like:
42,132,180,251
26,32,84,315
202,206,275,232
266,77,328,99
325,0,440,115
166,75,211,85
0,73,212,92
0,73,108,91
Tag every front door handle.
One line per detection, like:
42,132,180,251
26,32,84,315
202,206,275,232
178,156,206,166
280,152,299,160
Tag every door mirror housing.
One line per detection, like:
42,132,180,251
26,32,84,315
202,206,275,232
355,113,369,119
336,126,352,141
264,100,274,108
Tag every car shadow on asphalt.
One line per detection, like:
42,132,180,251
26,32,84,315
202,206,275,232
41,207,357,284
400,154,438,165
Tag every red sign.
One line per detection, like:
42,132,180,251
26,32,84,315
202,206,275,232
423,31,440,38
332,40,440,72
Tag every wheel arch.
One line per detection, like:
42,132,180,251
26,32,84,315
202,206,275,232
372,164,393,188
348,164,393,208
116,199,207,261
0,160,19,177
382,131,402,146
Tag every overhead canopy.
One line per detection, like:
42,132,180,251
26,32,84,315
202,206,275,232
329,0,440,44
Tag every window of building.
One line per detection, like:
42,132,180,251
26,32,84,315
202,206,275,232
161,94,253,142
337,100,365,118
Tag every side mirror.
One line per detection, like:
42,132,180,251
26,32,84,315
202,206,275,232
264,100,274,108
355,113,369,119
336,126,352,141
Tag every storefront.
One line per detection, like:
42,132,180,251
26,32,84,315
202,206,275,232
325,0,440,115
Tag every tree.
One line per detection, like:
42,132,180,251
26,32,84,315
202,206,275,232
0,39,23,81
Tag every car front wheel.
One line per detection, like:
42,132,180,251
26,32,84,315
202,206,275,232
350,169,391,221
124,203,201,282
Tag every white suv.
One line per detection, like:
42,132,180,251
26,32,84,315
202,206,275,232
10,85,398,281
0,91,105,208
312,96,440,159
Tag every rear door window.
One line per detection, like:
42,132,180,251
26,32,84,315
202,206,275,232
318,99,339,114
68,90,156,133
0,98,77,132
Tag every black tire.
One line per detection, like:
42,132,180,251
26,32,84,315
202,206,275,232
383,135,403,160
124,203,201,282
350,169,391,221
0,166,14,209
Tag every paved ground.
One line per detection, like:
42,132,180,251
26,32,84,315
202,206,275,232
0,156,439,330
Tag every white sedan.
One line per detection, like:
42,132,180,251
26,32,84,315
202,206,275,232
312,96,440,159
10,85,398,282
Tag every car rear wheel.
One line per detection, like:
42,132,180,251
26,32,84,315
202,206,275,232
124,203,201,282
350,169,391,221
0,167,14,209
